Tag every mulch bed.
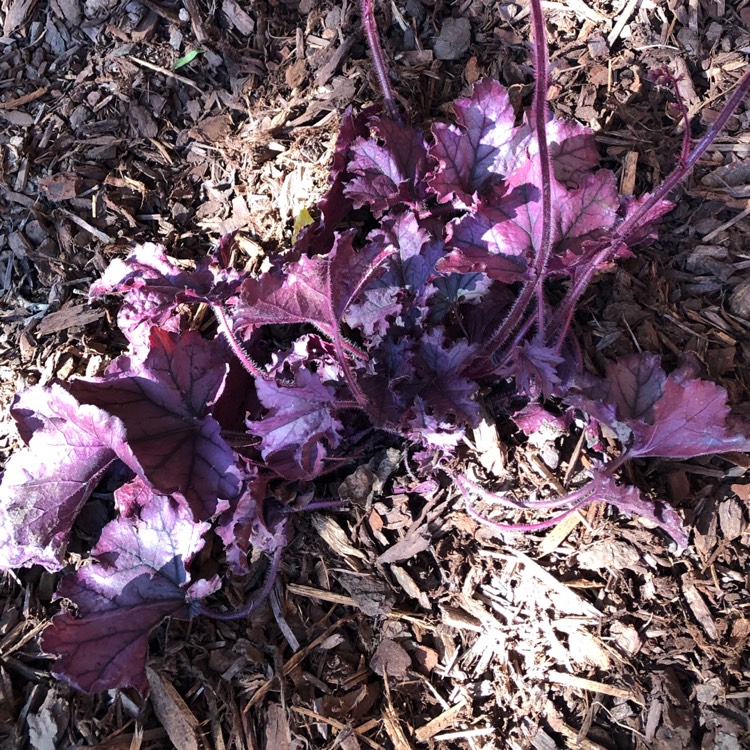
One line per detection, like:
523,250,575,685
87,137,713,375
1,0,749,748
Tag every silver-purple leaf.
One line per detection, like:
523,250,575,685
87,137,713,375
0,385,129,571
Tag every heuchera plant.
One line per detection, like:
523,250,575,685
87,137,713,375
1,0,749,693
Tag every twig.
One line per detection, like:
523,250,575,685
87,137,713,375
127,55,204,92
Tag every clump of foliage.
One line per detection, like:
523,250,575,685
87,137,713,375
1,0,749,693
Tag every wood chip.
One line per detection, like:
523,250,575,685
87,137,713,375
312,513,367,562
537,509,582,556
39,173,82,203
3,0,37,35
547,671,644,705
619,150,639,196
0,110,34,127
414,700,468,743
264,704,292,750
36,306,103,336
681,575,719,640
146,668,207,750
510,550,601,618
0,87,48,110
370,639,411,678
377,530,430,564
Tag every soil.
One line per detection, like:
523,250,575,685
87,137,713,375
0,0,749,748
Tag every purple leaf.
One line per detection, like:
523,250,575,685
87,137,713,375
357,337,414,425
235,231,384,340
293,106,375,258
600,353,666,423
345,118,427,215
412,329,480,424
513,403,567,445
248,368,344,480
216,478,292,575
373,211,442,294
556,170,621,246
114,475,157,518
570,354,750,460
89,243,199,300
0,385,127,571
90,242,245,351
546,119,601,186
461,281,516,344
41,499,218,693
427,78,520,207
463,159,620,268
630,376,750,459
211,359,261,433
619,193,675,245
90,240,244,304
442,202,529,282
589,471,688,548
500,341,564,399
343,286,402,344
426,272,491,324
70,328,241,519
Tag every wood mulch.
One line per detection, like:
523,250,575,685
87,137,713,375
0,0,749,748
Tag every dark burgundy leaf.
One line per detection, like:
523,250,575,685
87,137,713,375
413,329,480,424
345,118,427,215
426,272,491,324
619,193,675,245
70,328,241,519
41,500,217,693
357,337,414,426
556,170,621,244
501,341,564,399
602,353,666,423
372,211,442,295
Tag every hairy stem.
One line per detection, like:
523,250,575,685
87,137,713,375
197,544,284,621
466,500,590,533
470,0,554,368
213,303,271,381
474,278,536,369
550,67,750,351
455,471,595,510
283,499,348,512
359,0,400,121
528,0,554,337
